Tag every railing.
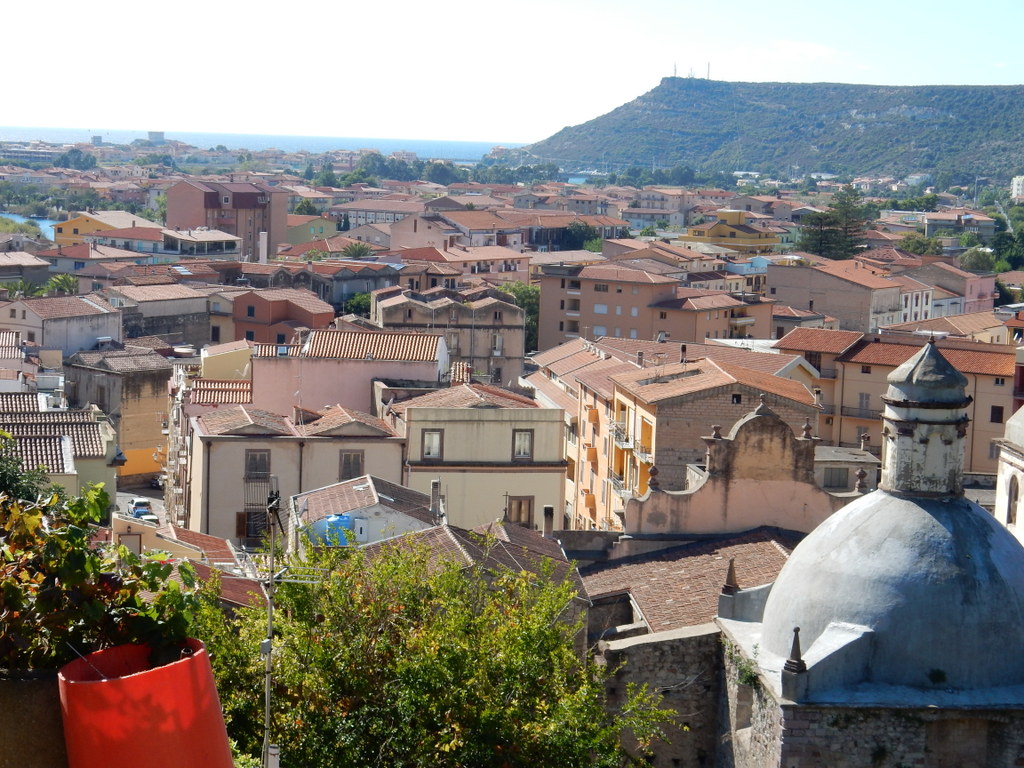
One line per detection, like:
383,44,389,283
840,406,882,419
610,472,632,499
819,367,837,379
613,424,632,448
818,403,835,415
633,443,654,463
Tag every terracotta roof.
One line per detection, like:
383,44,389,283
812,260,898,289
390,383,537,415
0,393,43,412
301,330,442,362
581,528,799,630
530,337,589,368
198,405,297,436
3,435,73,474
190,560,266,609
572,359,639,400
295,475,434,526
575,264,678,284
108,284,207,302
241,288,334,314
524,371,579,413
89,226,163,240
883,312,1005,337
3,421,105,457
15,294,117,319
167,525,237,563
611,358,815,406
773,328,864,354
189,378,253,405
837,337,1015,376
301,405,396,436
70,349,173,373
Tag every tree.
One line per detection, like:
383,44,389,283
1,279,45,298
293,199,319,216
639,225,657,237
959,232,980,248
53,148,97,171
584,237,603,253
796,184,869,259
339,213,351,232
196,537,671,767
341,242,373,260
313,160,337,188
302,162,315,181
959,246,997,272
498,281,539,352
45,273,78,296
344,292,371,316
563,220,600,250
899,232,944,256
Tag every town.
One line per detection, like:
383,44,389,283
4,131,1024,767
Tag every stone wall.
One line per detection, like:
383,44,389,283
599,624,721,768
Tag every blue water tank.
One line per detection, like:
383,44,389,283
307,514,354,544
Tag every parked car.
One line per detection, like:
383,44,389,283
128,498,159,524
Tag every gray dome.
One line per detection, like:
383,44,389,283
884,340,969,406
761,489,1024,690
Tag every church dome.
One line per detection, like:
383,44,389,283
760,490,1024,689
760,341,1024,690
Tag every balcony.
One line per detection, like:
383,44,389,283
819,368,837,379
633,443,654,463
729,315,755,327
613,424,632,448
610,472,632,500
840,406,882,420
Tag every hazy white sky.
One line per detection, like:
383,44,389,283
9,0,1024,143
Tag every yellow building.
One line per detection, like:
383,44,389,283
53,210,160,246
677,209,780,253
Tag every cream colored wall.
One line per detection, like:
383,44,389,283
201,346,252,379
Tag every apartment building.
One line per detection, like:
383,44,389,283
775,328,1014,473
165,180,287,262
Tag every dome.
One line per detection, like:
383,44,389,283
883,339,969,406
761,489,1024,689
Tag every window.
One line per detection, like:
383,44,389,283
507,496,534,527
211,326,221,343
493,310,503,321
992,405,1005,424
7,309,13,318
74,261,85,270
593,325,607,336
861,365,872,374
25,331,34,342
631,307,638,317
731,393,742,405
422,430,443,460
276,333,286,344
244,331,255,341
246,305,255,318
858,393,871,411
512,430,534,461
770,287,776,295
594,283,609,292
995,377,1006,386
593,303,608,314
659,311,668,320
244,449,270,479
339,450,364,480
823,467,849,489
72,228,79,235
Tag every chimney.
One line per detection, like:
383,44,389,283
430,479,444,524
636,350,644,368
679,343,687,363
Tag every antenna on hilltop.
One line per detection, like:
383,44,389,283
673,62,677,77
707,62,711,80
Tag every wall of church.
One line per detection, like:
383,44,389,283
598,624,721,768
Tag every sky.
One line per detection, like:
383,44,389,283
7,0,1024,145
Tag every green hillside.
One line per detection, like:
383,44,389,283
526,78,1024,179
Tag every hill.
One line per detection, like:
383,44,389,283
526,78,1024,180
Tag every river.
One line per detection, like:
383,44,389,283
0,211,58,238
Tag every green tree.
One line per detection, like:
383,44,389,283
899,232,944,256
53,148,97,170
639,225,657,237
45,273,78,296
564,220,600,250
302,162,315,181
959,232,980,248
341,242,373,260
293,199,319,216
498,281,539,352
796,184,869,259
584,237,603,253
959,246,997,272
344,292,371,316
339,213,351,232
313,160,337,188
1,279,45,298
196,537,671,767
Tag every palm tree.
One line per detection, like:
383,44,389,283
341,242,373,260
1,279,46,299
46,273,79,296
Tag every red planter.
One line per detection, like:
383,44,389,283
58,639,233,768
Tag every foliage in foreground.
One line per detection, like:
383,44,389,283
198,539,672,767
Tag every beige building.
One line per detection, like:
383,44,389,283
183,404,403,545
371,285,525,382
53,210,159,247
775,327,1015,473
386,383,566,531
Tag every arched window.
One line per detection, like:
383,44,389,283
1008,475,1019,527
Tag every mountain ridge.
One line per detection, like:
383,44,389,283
526,78,1024,180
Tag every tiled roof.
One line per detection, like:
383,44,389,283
0,393,43,413
301,405,396,436
242,288,336,314
2,421,105,457
89,226,163,240
530,337,589,368
108,284,207,302
524,372,579,413
189,378,253,405
572,359,639,400
167,525,238,563
773,328,864,355
70,349,173,373
581,528,799,631
302,330,441,362
190,560,266,609
198,405,297,436
3,435,73,474
575,264,678,284
295,475,434,526
16,294,117,319
883,312,1004,336
390,383,537,415
610,358,815,406
837,338,1015,376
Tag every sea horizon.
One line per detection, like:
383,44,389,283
0,126,528,162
